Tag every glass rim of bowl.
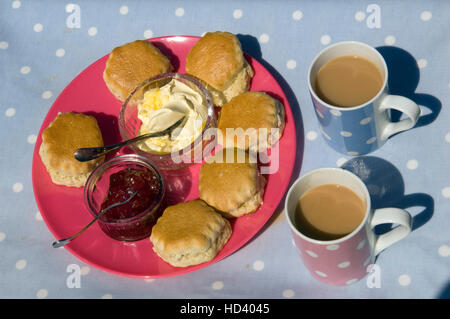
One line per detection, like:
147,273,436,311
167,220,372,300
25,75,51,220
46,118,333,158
83,154,165,225
118,72,215,164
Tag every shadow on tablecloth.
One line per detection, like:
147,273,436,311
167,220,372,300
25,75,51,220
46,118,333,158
437,281,450,299
376,46,442,132
341,156,434,232
341,156,434,263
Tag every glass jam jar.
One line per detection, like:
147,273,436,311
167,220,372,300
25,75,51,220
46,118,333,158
84,154,165,241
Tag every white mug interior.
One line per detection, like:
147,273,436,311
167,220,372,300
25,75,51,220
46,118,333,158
285,167,371,245
308,41,388,110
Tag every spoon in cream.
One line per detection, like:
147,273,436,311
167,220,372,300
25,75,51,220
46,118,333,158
73,115,185,162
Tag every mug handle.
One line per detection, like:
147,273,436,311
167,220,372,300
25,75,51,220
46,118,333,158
379,95,421,141
370,207,413,256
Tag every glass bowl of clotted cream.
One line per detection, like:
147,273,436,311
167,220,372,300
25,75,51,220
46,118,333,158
119,73,217,170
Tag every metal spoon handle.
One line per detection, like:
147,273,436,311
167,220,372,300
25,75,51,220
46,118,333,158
73,116,185,162
74,142,127,162
52,191,138,248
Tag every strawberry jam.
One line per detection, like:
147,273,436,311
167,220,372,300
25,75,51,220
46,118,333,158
98,168,164,241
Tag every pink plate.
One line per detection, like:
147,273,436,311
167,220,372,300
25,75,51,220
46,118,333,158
32,36,297,278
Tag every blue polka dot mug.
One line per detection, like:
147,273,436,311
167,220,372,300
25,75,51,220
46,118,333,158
308,41,421,156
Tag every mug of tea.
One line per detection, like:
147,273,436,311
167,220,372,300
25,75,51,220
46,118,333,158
284,167,412,286
308,41,421,156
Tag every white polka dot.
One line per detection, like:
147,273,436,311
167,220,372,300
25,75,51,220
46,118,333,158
417,59,427,68
33,23,43,32
27,134,37,144
357,239,366,250
119,5,128,15
143,29,153,39
292,10,303,21
12,1,21,9
101,294,113,299
233,9,243,19
12,182,23,193
438,245,450,257
291,239,296,247
384,35,396,46
77,266,89,275
5,108,15,117
355,11,366,22
347,151,359,156
0,41,8,49
346,278,358,285
442,187,450,198
360,117,372,125
20,66,31,74
56,48,65,57
320,35,331,45
326,244,340,251
42,91,53,99
306,130,318,141
315,270,327,277
144,278,155,283
420,11,432,21
338,261,351,268
175,7,185,17
286,59,297,69
252,260,264,271
305,250,318,258
330,109,342,117
36,289,48,299
15,259,27,270
340,131,352,137
35,211,43,221
283,289,295,298
88,27,98,36
259,33,270,44
212,281,224,290
445,132,450,143
0,232,5,242
336,158,347,167
406,159,418,170
366,137,377,144
398,274,411,286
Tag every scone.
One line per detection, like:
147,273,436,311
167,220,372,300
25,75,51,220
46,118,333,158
199,148,265,218
185,31,254,106
103,40,173,101
218,91,285,152
150,200,232,267
39,112,104,187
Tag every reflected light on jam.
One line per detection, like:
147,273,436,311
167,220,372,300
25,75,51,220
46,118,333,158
101,168,161,220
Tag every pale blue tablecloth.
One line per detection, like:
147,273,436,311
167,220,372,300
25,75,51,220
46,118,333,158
0,0,449,299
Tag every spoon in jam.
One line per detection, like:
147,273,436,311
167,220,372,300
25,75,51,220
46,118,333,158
51,191,138,248
73,115,186,162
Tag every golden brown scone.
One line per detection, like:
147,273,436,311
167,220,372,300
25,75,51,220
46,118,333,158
218,91,285,152
199,148,265,218
150,200,232,267
39,112,104,187
103,40,173,101
186,31,254,106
